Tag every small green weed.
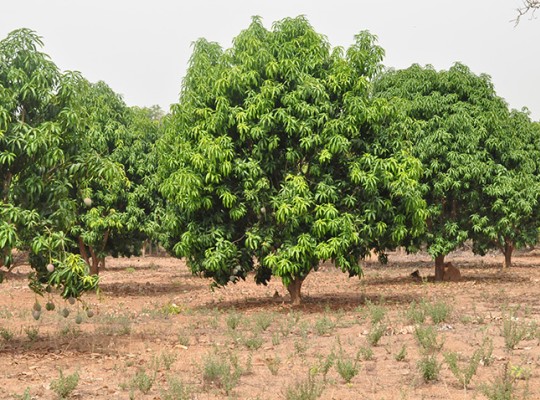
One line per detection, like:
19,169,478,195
50,369,80,399
202,352,242,394
161,302,182,316
314,352,335,381
265,356,281,376
480,335,494,366
357,346,374,361
501,311,529,350
0,327,14,341
177,330,190,347
160,376,191,400
131,368,155,394
159,350,177,370
13,387,31,400
294,339,308,356
414,325,444,354
96,312,132,336
283,374,324,400
272,331,281,346
226,310,242,331
314,316,336,336
367,323,386,346
253,312,274,331
444,349,482,388
395,345,407,361
405,301,426,324
244,333,264,350
24,326,39,342
417,355,440,382
426,300,452,324
481,363,519,400
366,299,386,324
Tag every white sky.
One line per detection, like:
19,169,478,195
1,0,539,119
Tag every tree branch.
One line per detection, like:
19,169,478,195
514,0,540,26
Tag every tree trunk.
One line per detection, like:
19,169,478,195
287,276,305,306
88,245,99,275
503,240,514,269
434,254,446,282
90,258,99,275
142,239,147,257
78,237,91,267
2,172,12,202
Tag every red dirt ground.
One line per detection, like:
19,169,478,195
1,249,540,399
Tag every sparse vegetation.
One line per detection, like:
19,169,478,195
395,345,407,362
50,369,80,399
444,349,482,389
405,300,427,324
130,368,155,394
367,323,386,346
202,351,242,394
426,300,452,324
265,356,281,376
414,325,444,353
501,309,530,350
159,376,191,400
283,374,324,400
417,355,440,382
481,363,520,400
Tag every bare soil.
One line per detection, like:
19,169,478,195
1,250,540,399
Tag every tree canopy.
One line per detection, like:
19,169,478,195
374,63,540,275
159,16,426,304
0,29,161,300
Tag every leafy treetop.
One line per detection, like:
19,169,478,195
159,16,426,304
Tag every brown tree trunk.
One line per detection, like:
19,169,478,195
142,239,147,257
88,245,99,275
287,276,305,306
78,237,91,267
434,254,446,282
503,240,514,269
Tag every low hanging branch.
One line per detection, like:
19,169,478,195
514,0,540,25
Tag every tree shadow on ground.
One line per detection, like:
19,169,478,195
199,291,421,314
99,281,202,297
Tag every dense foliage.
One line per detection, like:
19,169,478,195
375,63,540,275
0,29,161,298
159,17,426,303
2,18,540,305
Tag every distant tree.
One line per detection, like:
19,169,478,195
114,106,167,257
159,16,426,304
65,79,131,274
374,63,512,280
470,110,540,268
65,85,165,274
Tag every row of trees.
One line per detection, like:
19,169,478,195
0,29,164,298
1,18,539,303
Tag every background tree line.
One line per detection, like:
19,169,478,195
1,17,539,304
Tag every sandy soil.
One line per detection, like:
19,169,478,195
1,249,540,399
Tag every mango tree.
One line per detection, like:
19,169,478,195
470,110,540,268
63,82,166,274
118,106,167,256
65,79,132,274
159,17,426,304
374,63,533,278
0,28,99,297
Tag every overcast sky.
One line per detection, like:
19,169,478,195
1,0,539,119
